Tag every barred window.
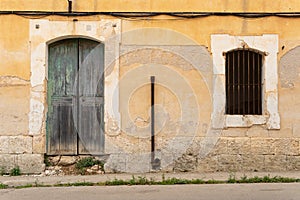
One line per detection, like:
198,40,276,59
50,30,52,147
225,49,263,115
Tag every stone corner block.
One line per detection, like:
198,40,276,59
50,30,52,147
32,135,46,154
9,136,33,154
17,154,45,174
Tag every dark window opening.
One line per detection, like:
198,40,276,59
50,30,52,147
225,49,263,115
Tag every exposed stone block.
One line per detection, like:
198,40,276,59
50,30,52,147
197,155,219,172
217,154,243,172
250,138,299,156
8,136,32,154
250,138,298,156
287,155,300,171
174,153,197,172
264,155,287,171
125,153,152,172
58,156,78,166
0,154,17,172
126,161,151,173
104,162,126,173
242,154,265,171
47,156,60,166
0,153,45,174
208,138,227,156
32,135,45,154
160,152,174,172
272,138,299,156
0,136,9,154
251,138,273,155
227,138,251,155
104,153,127,173
16,154,45,174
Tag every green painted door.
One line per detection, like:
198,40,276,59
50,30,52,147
47,38,104,155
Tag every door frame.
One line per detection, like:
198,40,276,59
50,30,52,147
46,38,105,155
29,19,121,155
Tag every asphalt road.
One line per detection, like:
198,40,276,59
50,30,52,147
1,183,300,200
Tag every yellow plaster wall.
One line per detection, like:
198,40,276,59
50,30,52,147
0,15,30,79
121,16,300,54
0,1,299,143
3,14,300,80
1,1,300,80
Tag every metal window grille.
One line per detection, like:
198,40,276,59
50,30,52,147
225,49,262,115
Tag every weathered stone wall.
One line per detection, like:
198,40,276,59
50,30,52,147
175,136,300,172
103,42,213,172
104,38,300,173
1,1,300,173
166,45,300,173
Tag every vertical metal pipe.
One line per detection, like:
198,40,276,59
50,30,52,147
68,0,73,13
242,50,245,114
252,52,255,114
237,50,240,114
150,76,155,166
247,51,250,114
232,52,235,114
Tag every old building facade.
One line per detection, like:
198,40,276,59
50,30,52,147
0,0,300,173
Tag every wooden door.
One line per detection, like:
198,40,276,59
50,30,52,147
78,39,105,154
47,38,104,155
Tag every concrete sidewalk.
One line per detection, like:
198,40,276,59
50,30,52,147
1,171,300,187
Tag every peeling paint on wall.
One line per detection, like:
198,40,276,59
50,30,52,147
280,46,300,88
0,76,29,86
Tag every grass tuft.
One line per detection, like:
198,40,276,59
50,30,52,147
75,157,104,175
0,183,8,189
54,182,95,187
1,174,300,190
10,166,21,176
227,175,300,184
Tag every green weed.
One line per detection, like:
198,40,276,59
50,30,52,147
10,166,21,176
15,184,33,189
44,155,52,167
0,183,8,189
54,182,94,187
75,157,105,175
227,175,300,183
1,174,300,190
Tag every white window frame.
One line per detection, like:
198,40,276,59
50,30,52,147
211,34,280,130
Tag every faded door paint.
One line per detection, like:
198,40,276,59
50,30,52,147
47,39,78,155
47,38,104,155
78,39,105,155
